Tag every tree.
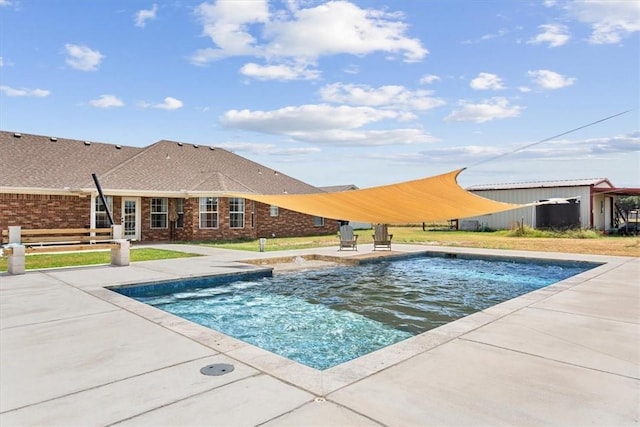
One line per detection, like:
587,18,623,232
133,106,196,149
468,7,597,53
617,196,640,213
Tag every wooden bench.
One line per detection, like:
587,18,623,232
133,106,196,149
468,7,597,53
1,225,130,274
2,227,118,253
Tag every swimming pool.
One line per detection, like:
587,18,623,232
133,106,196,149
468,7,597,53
115,254,596,370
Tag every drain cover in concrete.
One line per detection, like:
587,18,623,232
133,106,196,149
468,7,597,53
200,363,234,376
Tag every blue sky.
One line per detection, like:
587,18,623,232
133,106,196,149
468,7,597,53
1,0,638,189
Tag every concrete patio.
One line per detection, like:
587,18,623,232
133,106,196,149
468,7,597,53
1,243,638,426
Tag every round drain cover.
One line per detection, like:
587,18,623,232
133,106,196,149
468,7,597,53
200,363,234,376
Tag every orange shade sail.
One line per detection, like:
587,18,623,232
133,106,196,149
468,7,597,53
226,169,523,224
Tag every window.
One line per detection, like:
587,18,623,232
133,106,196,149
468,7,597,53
270,205,279,217
229,198,245,228
199,197,218,228
176,198,184,228
95,196,113,228
313,216,325,227
151,198,168,228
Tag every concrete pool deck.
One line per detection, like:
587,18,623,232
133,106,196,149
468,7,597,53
0,243,638,426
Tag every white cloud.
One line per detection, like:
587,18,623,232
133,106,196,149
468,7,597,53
191,0,269,63
394,132,640,167
135,4,158,28
528,23,570,47
191,0,427,78
0,0,11,6
89,94,124,108
319,83,445,111
528,69,575,89
444,97,523,123
564,0,640,44
462,28,508,44
0,56,3,66
220,104,436,146
240,62,320,80
64,44,104,71
216,142,321,156
153,97,184,110
419,74,440,84
470,72,505,90
343,64,360,74
381,145,504,165
0,85,50,97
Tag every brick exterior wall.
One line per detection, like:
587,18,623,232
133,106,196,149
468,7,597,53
1,193,339,242
0,193,92,229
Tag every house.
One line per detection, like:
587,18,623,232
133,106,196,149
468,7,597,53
462,178,638,231
0,131,339,242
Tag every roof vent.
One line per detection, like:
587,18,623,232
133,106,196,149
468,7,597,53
13,132,21,138
193,144,199,148
209,146,215,151
50,137,58,141
177,142,183,147
115,145,122,149
84,141,91,146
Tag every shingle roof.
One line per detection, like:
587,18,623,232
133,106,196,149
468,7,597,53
0,132,323,195
466,178,613,191
0,131,141,190
319,184,359,192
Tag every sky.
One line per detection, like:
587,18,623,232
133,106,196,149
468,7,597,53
1,0,639,189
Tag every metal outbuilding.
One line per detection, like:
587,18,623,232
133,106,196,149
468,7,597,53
463,178,637,231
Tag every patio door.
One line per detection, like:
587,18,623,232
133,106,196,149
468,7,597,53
122,198,140,240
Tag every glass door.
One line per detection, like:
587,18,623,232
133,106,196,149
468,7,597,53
122,198,140,240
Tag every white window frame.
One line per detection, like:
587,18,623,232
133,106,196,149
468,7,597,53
313,216,325,227
229,198,245,229
270,205,279,217
94,195,113,228
150,198,168,229
199,197,219,229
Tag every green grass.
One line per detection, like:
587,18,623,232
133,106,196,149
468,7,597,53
0,248,201,272
500,225,600,239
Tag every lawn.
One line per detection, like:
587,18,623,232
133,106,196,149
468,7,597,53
0,248,201,272
200,226,640,257
2,226,638,272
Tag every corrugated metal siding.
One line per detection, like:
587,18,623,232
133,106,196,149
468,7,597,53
465,186,593,230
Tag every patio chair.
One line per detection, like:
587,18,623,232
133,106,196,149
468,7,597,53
338,224,358,251
372,224,393,250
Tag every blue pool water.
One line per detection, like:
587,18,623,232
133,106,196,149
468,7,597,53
116,255,595,370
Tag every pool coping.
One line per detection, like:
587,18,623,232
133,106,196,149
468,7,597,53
95,246,618,396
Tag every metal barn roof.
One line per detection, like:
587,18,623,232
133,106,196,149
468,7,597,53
466,178,613,191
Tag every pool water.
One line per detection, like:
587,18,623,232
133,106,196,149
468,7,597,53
118,255,595,370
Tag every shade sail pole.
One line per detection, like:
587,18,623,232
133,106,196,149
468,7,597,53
92,173,114,226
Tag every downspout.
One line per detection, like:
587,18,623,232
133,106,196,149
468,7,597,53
92,173,114,226
589,186,594,229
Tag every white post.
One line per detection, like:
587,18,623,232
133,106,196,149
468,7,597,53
110,240,130,266
112,224,123,240
7,245,26,275
8,226,21,244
